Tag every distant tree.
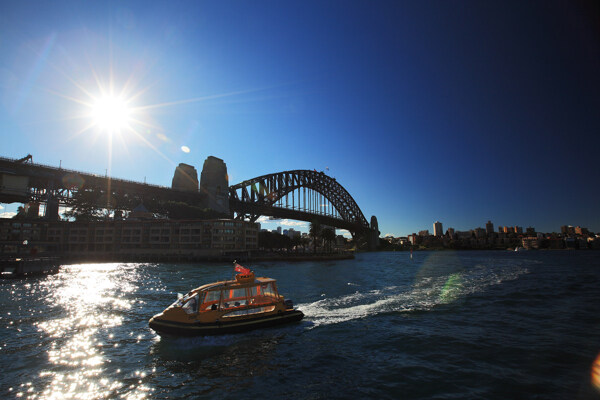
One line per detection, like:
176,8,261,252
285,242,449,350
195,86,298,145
300,236,310,251
258,231,292,251
258,231,274,251
12,206,27,220
321,228,336,252
290,236,302,252
62,188,106,221
309,221,321,253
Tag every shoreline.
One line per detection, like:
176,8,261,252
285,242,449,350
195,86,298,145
23,251,356,265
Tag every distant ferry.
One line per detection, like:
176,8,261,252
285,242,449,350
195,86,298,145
149,263,304,336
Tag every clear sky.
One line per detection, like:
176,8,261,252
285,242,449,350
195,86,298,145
0,1,598,236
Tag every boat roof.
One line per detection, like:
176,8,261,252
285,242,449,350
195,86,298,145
195,276,276,292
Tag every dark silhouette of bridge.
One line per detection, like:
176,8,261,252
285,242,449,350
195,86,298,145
230,170,372,234
0,155,379,245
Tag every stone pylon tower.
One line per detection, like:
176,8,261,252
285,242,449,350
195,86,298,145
369,215,380,251
171,163,199,192
199,156,229,214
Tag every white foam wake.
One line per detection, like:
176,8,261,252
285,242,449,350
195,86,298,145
297,264,529,328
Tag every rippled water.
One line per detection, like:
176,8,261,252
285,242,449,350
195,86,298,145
1,251,599,399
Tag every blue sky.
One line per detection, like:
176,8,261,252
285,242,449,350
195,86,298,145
0,1,598,236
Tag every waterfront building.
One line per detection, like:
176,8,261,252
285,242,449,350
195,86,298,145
286,228,301,239
474,227,486,238
418,230,430,237
433,221,443,237
455,231,473,239
0,218,259,260
408,233,418,245
561,225,576,235
522,237,541,250
514,226,523,234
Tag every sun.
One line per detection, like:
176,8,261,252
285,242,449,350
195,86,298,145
90,94,132,132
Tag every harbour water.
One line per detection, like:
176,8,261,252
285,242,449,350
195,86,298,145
1,251,599,399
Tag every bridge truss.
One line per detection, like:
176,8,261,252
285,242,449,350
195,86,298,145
229,170,371,234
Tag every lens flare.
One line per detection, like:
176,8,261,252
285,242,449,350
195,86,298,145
592,352,600,393
439,273,464,304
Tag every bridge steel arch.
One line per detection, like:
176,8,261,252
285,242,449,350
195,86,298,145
229,170,371,234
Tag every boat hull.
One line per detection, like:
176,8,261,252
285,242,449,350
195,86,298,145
149,309,304,337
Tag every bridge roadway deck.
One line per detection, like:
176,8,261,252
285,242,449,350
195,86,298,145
0,156,201,204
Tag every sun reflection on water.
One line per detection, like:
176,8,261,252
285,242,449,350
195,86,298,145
31,263,152,399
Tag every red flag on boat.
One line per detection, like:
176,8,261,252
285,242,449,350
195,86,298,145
234,263,251,275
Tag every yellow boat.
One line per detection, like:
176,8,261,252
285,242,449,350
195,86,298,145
149,264,304,336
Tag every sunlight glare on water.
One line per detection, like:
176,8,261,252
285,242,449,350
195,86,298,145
33,263,150,400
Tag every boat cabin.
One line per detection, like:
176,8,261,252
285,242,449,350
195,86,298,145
177,277,281,318
149,268,304,336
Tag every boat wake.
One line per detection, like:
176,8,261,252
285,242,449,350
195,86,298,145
297,263,529,328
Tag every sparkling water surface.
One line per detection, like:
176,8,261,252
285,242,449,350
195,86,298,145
1,251,599,399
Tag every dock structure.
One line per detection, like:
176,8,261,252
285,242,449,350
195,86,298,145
0,257,59,278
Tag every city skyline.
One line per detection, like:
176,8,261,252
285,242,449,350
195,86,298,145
1,1,599,237
392,219,595,239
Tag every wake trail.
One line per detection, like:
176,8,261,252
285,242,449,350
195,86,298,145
297,263,529,328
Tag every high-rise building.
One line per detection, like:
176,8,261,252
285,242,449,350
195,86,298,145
561,225,575,235
485,221,494,235
433,221,443,237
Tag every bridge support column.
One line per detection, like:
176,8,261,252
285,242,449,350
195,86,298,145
44,181,59,221
368,215,380,251
44,196,59,221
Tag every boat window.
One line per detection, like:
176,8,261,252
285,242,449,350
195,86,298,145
220,287,249,309
249,285,259,297
198,291,207,304
204,290,220,303
182,294,199,314
261,282,278,297
198,290,221,311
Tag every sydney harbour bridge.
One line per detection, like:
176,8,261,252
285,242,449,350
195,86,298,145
0,155,379,248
